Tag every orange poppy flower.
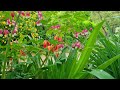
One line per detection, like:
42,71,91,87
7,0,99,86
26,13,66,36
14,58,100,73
52,45,59,52
54,35,59,40
43,40,50,48
47,44,59,52
47,44,54,51
54,35,63,42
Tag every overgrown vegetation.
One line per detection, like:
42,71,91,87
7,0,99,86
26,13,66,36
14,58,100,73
0,11,120,79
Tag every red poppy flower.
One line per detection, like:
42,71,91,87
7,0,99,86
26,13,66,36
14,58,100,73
58,37,63,42
52,45,59,52
43,40,50,48
47,44,54,51
54,35,63,42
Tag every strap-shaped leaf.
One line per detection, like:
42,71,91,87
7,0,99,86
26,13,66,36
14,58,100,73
69,21,104,78
89,69,114,79
98,54,120,69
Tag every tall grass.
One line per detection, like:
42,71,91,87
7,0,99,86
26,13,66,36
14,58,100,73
37,20,120,79
89,21,120,78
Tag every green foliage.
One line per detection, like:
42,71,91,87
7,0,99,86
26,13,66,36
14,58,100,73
89,69,114,79
0,11,120,79
69,21,104,78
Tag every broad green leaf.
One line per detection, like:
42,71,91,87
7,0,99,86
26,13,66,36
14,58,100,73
89,69,114,79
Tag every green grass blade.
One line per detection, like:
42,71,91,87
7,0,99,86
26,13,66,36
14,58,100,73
97,32,120,78
69,21,104,78
97,54,120,69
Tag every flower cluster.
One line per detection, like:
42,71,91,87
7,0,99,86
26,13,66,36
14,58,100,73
43,39,64,52
73,28,93,38
72,41,81,48
18,11,30,18
80,29,88,36
43,35,64,57
54,35,63,42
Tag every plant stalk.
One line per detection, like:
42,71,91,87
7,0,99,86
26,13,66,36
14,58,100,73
1,12,21,79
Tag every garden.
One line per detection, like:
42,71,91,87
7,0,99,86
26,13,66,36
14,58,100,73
0,11,120,79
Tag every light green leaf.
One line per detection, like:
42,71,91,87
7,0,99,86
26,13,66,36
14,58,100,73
69,21,104,78
89,69,114,79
